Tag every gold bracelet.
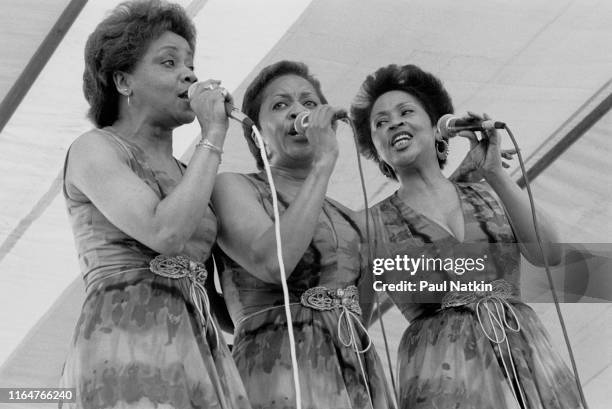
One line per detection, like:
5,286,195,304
196,138,223,160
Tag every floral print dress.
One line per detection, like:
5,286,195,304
369,182,583,409
218,172,396,409
59,128,251,409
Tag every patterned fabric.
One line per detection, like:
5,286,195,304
59,128,250,409
370,182,583,409
218,172,396,409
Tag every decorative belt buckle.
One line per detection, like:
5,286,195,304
300,285,362,316
440,279,517,309
149,255,208,283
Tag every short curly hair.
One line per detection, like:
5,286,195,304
350,64,454,179
241,60,328,170
83,0,196,127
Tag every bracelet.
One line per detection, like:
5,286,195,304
196,138,223,160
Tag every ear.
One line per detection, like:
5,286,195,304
112,71,132,96
433,123,444,142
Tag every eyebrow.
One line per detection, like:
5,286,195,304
272,91,317,99
156,45,193,56
372,102,415,118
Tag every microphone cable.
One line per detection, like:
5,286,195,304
251,116,399,407
343,117,399,399
214,91,303,408
250,124,303,409
340,116,590,408
502,125,589,409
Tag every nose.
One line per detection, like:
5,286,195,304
388,116,406,131
183,67,197,84
288,101,308,120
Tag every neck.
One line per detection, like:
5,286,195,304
110,117,173,157
269,157,314,180
267,163,312,195
395,161,449,199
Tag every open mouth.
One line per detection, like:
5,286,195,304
178,90,189,100
391,132,413,149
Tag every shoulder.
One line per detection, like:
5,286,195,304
213,172,264,206
345,198,389,229
215,171,248,184
456,181,502,205
64,129,132,199
368,194,396,219
69,128,130,165
215,172,259,193
326,198,366,235
65,129,137,192
352,195,397,238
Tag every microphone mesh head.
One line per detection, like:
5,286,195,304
294,111,309,134
437,114,456,138
187,82,198,100
186,83,228,100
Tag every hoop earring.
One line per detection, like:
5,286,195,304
436,139,449,161
379,160,395,178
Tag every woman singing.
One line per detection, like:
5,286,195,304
350,63,583,409
59,1,250,408
212,60,396,409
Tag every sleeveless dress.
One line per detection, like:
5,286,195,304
59,128,251,409
217,172,396,409
369,182,583,409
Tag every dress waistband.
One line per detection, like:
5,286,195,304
86,255,218,347
440,278,519,309
441,278,526,408
238,284,374,408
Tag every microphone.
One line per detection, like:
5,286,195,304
437,114,505,138
188,83,254,128
224,103,254,128
294,109,348,135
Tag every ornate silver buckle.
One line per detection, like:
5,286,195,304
300,285,362,316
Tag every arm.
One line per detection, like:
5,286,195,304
485,170,562,266
212,106,340,284
474,113,562,266
213,166,334,284
66,82,229,255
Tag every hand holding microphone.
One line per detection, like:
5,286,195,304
444,112,516,179
294,108,348,135
294,105,347,167
187,80,230,137
437,112,505,138
188,81,255,130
